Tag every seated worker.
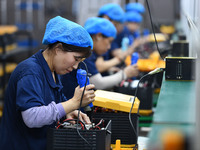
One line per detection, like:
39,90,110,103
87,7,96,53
125,2,150,43
83,17,139,90
0,16,95,150
96,3,142,74
116,11,143,53
96,3,127,74
61,17,139,102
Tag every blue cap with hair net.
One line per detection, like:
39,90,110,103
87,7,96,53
84,17,117,38
98,3,125,23
125,2,145,14
42,16,93,49
125,11,143,23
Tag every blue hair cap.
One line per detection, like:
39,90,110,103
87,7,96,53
42,16,93,49
125,11,143,23
84,17,117,38
125,2,145,14
98,3,125,23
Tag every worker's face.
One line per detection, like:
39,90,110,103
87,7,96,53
102,15,123,33
94,34,114,55
111,20,123,33
53,49,84,75
126,22,140,32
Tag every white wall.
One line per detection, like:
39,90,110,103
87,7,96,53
73,0,121,26
180,0,200,150
180,0,200,56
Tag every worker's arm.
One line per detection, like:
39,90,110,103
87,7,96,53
21,101,65,128
95,56,121,73
90,64,139,90
90,71,126,90
21,84,95,128
111,38,142,58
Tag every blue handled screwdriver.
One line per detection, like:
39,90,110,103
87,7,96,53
76,69,93,112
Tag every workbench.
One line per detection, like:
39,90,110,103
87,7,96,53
147,73,195,149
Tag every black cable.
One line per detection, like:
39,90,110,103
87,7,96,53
76,61,94,150
129,73,150,141
146,0,164,60
128,67,165,142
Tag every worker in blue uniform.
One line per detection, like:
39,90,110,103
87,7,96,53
84,17,139,89
61,17,139,103
0,16,95,150
96,3,142,76
96,3,127,74
116,11,143,52
125,2,150,44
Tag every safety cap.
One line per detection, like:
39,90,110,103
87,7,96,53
98,3,125,23
125,2,145,14
125,11,143,23
84,17,117,38
42,16,93,49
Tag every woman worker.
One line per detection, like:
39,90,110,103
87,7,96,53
115,11,143,53
96,3,142,75
0,16,95,150
82,17,139,90
96,3,126,74
61,17,138,103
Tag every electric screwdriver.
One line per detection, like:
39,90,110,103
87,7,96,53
131,52,139,80
131,52,139,65
76,69,93,112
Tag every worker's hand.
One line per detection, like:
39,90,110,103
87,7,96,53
66,110,91,124
117,52,127,62
133,38,142,48
127,38,142,55
124,64,139,79
109,66,121,73
72,84,95,108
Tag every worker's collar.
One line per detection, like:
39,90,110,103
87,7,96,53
35,49,63,90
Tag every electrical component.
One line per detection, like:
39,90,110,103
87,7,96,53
47,119,112,150
56,118,106,131
148,68,165,75
165,57,196,80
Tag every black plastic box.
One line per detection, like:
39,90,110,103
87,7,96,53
93,112,139,145
46,119,111,150
171,41,189,57
165,57,196,81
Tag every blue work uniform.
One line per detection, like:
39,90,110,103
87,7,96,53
61,70,78,99
103,26,140,61
120,26,140,45
61,52,99,99
0,49,67,150
82,52,99,76
102,38,120,61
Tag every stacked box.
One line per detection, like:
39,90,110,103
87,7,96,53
47,119,111,150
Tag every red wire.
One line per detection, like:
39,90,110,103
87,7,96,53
96,119,103,126
56,124,62,129
95,126,101,130
62,118,74,122
79,121,85,130
94,106,99,113
120,80,125,87
56,119,85,130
